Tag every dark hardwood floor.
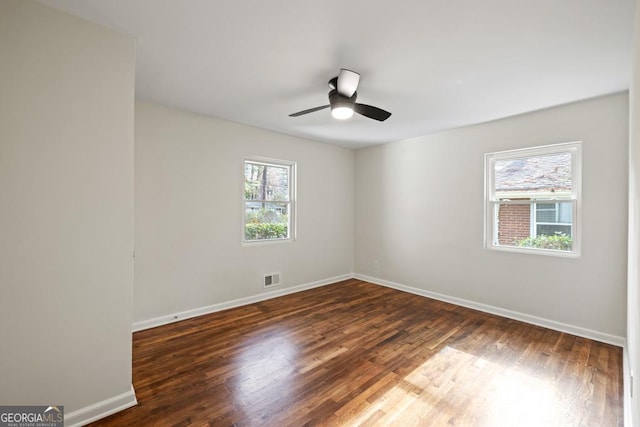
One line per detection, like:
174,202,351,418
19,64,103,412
91,279,623,426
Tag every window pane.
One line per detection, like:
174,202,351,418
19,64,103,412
495,152,572,199
245,202,289,240
494,203,573,251
244,162,289,202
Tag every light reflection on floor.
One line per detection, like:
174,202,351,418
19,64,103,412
350,345,563,426
483,363,563,426
233,330,298,410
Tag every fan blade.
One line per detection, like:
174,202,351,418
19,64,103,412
337,69,360,97
354,103,392,121
289,105,330,117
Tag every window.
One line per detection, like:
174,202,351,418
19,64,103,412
484,142,581,256
243,158,295,243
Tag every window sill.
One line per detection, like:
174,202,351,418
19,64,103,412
486,244,580,258
242,238,295,247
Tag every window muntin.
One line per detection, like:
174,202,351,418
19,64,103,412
485,142,581,256
243,158,295,243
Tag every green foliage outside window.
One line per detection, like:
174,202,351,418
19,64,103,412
515,233,572,251
245,208,288,240
245,223,288,240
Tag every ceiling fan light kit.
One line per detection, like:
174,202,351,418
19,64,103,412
329,89,356,120
290,69,391,122
331,106,354,120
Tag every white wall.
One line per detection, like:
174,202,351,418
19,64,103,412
134,101,354,323
355,93,628,339
627,0,640,424
0,0,135,420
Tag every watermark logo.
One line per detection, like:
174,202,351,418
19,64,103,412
0,406,64,427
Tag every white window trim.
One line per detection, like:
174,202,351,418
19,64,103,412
484,141,582,258
242,156,297,245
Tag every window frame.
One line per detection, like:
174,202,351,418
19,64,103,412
242,157,296,245
484,142,582,257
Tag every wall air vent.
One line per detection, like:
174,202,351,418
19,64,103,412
264,273,281,288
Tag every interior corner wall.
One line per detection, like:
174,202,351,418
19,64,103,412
0,0,135,417
355,93,629,339
133,101,354,323
627,0,640,424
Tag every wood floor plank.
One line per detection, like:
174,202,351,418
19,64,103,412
90,279,623,426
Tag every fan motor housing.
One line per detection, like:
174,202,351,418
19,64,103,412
329,89,357,109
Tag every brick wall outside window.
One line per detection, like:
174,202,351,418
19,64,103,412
498,203,531,245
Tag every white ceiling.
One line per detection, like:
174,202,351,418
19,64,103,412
40,0,635,149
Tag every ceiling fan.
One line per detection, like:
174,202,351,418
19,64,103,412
289,69,392,122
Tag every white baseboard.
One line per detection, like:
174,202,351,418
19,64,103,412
354,273,625,347
135,272,626,346
64,384,137,427
132,274,353,332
